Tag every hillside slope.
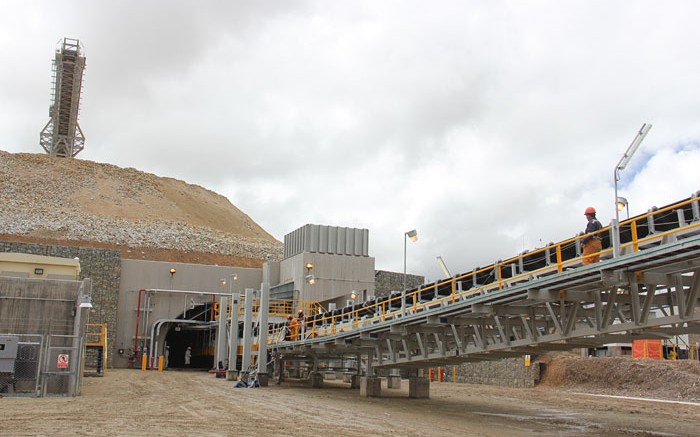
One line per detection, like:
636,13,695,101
0,151,282,265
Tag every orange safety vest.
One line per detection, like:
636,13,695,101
289,318,299,340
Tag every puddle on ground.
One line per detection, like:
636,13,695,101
471,409,682,436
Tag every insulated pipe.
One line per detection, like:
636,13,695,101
134,288,232,363
142,292,152,357
134,289,146,357
215,296,228,367
228,293,240,373
257,283,270,376
241,288,254,377
149,319,215,369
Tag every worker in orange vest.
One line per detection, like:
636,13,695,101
297,310,306,339
288,315,299,341
582,206,603,265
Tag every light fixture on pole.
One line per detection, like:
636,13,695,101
403,229,418,293
305,274,316,285
613,123,651,257
78,294,93,309
616,196,629,220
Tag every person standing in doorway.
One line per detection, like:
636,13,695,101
164,345,170,369
184,346,192,367
582,207,603,265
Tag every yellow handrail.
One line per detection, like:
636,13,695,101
85,323,108,374
268,195,700,343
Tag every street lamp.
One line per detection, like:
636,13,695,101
78,294,93,309
613,123,651,257
403,229,418,292
616,196,629,220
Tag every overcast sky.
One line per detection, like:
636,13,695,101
1,1,699,282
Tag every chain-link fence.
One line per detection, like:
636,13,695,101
0,333,83,397
0,334,43,396
42,334,83,397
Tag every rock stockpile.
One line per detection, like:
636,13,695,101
0,151,282,263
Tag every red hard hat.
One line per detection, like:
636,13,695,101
584,207,596,215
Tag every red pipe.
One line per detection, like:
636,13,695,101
134,289,146,356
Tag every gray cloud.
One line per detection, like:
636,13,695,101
1,1,699,282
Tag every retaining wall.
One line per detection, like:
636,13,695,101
449,357,541,388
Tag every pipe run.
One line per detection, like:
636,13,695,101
148,318,216,369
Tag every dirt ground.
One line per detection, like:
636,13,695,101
1,368,699,437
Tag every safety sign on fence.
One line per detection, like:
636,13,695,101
57,354,69,369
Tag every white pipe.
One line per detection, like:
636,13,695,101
148,319,216,368
148,288,233,296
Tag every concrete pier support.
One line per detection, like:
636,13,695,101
226,370,239,381
408,376,430,399
309,372,323,388
387,375,402,389
360,376,381,397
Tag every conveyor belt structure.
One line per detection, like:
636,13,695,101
270,193,700,371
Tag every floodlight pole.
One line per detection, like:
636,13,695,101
613,123,651,257
403,230,418,293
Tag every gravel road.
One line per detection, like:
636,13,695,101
1,369,699,436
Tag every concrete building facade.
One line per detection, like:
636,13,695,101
2,224,426,370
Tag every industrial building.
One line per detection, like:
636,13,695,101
1,224,423,394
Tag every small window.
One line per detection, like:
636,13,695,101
34,268,44,275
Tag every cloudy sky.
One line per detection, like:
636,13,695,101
1,1,699,282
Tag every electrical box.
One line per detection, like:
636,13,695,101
0,335,19,372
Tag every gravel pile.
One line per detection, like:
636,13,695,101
539,355,700,402
0,151,283,260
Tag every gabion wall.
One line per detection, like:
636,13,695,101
374,270,424,298
449,357,541,388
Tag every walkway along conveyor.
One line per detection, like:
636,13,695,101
267,193,700,398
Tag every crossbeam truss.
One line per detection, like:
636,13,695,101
272,195,700,371
40,37,86,158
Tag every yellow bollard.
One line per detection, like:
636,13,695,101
158,356,164,372
141,354,148,371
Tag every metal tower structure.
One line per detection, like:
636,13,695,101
40,38,86,158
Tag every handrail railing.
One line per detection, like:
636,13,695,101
85,323,108,374
228,297,323,318
268,193,700,345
